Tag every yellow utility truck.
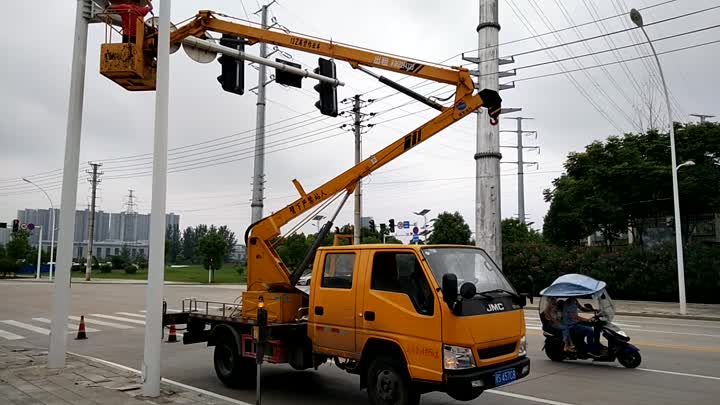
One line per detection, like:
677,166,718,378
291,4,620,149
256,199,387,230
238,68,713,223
98,9,531,404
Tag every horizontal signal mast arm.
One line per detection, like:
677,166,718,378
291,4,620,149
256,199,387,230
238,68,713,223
169,11,475,92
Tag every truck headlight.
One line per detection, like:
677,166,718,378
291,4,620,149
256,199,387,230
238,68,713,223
443,345,476,370
518,335,527,357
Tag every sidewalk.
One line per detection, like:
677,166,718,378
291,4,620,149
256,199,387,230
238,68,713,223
0,345,244,405
527,298,720,321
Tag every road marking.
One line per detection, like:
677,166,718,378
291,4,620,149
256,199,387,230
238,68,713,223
0,328,24,340
69,316,134,329
624,327,720,338
0,320,50,335
90,314,146,325
67,352,253,405
115,312,146,318
633,341,720,353
616,318,720,329
32,318,101,333
637,367,720,381
487,389,576,405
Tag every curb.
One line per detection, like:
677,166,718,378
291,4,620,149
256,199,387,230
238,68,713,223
525,305,720,322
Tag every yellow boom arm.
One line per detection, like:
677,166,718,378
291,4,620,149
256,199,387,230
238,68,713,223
154,11,502,292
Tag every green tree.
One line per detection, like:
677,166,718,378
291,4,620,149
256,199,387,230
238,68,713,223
6,229,31,261
427,211,472,245
502,218,542,245
165,224,182,264
543,123,720,247
276,233,311,269
216,225,237,260
197,230,228,283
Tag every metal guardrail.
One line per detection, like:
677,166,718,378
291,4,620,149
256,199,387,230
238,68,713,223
182,298,242,318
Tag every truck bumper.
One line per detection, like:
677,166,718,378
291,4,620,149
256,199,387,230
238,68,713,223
444,356,530,396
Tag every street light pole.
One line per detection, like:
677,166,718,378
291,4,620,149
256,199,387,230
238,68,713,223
23,178,56,281
631,9,687,315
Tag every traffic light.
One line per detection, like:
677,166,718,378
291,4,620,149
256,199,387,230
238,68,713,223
380,223,387,234
388,219,395,233
313,57,338,117
368,219,376,233
12,219,19,233
217,34,244,95
275,58,303,88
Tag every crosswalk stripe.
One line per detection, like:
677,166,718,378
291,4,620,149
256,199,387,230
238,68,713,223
69,316,134,329
32,318,101,333
1,320,50,335
90,314,146,325
116,312,146,319
0,328,24,340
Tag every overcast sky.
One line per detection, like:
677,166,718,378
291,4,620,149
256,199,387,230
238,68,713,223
1,0,718,244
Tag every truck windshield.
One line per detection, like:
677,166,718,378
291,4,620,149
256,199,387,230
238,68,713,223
421,247,516,295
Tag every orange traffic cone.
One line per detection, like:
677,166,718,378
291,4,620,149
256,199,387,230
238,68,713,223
75,315,88,340
167,324,177,343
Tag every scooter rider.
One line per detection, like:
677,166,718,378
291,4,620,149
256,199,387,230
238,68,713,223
562,297,601,356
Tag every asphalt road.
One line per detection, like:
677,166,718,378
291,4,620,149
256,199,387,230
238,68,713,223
1,280,719,405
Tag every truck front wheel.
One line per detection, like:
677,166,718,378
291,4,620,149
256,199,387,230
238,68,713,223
213,333,256,389
366,355,420,405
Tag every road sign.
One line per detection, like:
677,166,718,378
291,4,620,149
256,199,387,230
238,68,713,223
411,234,420,243
403,221,410,229
413,226,419,235
26,223,35,231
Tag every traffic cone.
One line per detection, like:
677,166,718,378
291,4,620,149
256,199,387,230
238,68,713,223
167,324,177,343
75,315,88,340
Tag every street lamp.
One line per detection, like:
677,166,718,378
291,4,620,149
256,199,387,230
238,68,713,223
676,160,695,171
312,215,325,232
631,8,687,315
23,178,56,281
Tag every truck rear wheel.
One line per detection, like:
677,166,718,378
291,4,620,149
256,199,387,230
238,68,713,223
366,355,420,405
213,333,256,389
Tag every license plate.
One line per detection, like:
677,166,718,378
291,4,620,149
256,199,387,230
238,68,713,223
494,368,517,386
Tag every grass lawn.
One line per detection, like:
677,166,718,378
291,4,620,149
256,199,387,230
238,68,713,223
70,265,247,284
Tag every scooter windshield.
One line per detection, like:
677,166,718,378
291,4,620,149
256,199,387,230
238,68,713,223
421,247,516,295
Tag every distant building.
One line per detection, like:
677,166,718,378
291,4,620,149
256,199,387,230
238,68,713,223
13,208,180,258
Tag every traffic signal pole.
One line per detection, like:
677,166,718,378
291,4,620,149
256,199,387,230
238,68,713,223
251,4,269,224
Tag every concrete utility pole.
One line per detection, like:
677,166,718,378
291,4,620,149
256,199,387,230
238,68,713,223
500,117,538,224
85,162,102,281
143,0,171,397
48,0,91,369
474,0,502,266
353,94,362,245
690,113,714,123
250,4,270,223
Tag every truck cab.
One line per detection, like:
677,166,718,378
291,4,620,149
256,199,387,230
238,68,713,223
308,244,530,403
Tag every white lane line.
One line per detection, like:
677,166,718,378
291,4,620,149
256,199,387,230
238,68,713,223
69,316,134,330
115,312,146,318
487,389,576,405
0,320,50,335
67,352,253,405
90,314,146,325
0,328,24,340
637,367,720,381
615,318,720,329
32,318,101,333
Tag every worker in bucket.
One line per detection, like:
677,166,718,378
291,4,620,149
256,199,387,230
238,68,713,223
108,0,154,43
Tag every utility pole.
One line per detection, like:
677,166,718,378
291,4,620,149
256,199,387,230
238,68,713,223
690,113,714,123
85,162,102,281
501,117,538,224
473,0,502,266
250,3,270,223
353,95,362,245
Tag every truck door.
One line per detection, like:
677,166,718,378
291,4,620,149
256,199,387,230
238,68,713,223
360,251,442,381
308,251,358,355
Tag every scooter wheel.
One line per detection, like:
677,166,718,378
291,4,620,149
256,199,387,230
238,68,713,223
618,351,641,368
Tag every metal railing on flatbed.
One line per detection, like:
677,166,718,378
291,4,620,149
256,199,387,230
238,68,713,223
182,298,242,319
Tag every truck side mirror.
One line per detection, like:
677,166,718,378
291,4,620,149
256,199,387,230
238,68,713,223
442,274,458,307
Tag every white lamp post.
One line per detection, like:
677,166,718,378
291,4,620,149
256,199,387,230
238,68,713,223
631,8,687,315
23,178,55,281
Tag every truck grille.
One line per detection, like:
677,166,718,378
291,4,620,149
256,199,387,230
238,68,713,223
478,343,517,359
